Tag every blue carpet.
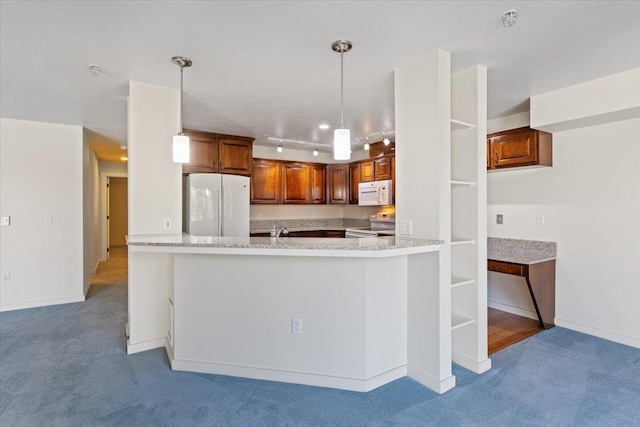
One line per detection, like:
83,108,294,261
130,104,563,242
1,284,639,426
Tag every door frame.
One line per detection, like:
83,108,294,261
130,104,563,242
100,172,127,261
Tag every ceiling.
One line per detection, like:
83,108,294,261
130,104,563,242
1,1,639,162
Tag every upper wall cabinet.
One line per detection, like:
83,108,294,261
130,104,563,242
281,162,311,204
251,159,281,204
327,164,349,204
310,164,327,204
182,129,254,176
487,127,552,170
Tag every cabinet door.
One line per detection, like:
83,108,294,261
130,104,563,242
488,128,551,169
360,160,375,182
374,157,392,180
349,163,360,204
310,164,327,204
182,129,218,173
327,164,349,204
282,162,311,204
251,159,281,204
392,156,396,204
219,137,253,176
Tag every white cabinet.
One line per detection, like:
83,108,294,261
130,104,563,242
449,66,490,373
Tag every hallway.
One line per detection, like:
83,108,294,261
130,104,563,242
90,246,127,286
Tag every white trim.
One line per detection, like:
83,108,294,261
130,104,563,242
452,352,491,374
555,318,640,349
488,300,538,321
93,259,101,275
100,171,127,261
126,337,166,355
0,295,85,312
407,364,456,394
169,356,407,393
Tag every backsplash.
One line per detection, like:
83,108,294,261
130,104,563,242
251,218,370,233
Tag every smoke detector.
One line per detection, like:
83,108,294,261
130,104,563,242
88,64,101,77
502,10,518,27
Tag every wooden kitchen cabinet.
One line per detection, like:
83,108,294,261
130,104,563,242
251,159,281,204
327,164,349,204
310,164,327,204
281,162,311,204
182,129,217,173
183,129,254,176
218,137,253,175
360,160,375,182
487,127,552,170
349,163,361,204
374,157,392,180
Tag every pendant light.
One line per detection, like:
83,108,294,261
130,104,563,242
332,40,352,161
172,56,192,163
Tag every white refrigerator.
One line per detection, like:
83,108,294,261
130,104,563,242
183,173,250,237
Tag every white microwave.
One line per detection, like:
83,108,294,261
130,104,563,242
358,180,393,206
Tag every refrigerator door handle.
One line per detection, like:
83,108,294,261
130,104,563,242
218,186,223,236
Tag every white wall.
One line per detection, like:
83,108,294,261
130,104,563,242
488,117,640,348
0,118,85,310
99,160,127,175
127,81,181,353
83,128,101,294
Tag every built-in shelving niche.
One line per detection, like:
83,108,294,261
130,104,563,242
449,65,490,374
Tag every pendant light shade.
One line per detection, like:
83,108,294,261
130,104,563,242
172,56,192,163
334,127,351,160
332,40,352,161
173,134,190,163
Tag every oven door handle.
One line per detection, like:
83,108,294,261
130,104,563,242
345,231,377,238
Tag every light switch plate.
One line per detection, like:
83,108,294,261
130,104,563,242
497,214,504,224
163,218,173,231
1,216,9,226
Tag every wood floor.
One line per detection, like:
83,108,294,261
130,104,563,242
488,308,543,354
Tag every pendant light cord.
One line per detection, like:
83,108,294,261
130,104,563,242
340,50,344,128
179,64,184,134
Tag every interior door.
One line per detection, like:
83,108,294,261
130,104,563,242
106,177,110,260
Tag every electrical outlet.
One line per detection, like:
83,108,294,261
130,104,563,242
291,318,302,334
497,214,504,224
163,218,173,231
1,272,10,284
258,213,263,220
399,220,412,235
44,215,53,225
536,214,545,226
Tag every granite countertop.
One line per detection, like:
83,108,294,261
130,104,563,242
127,233,442,252
488,237,557,265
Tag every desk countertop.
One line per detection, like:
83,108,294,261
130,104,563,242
488,237,557,265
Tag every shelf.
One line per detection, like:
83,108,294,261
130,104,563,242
452,313,475,330
451,180,476,186
450,119,475,132
451,277,475,288
451,239,475,246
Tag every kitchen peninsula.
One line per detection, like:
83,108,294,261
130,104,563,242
127,234,451,393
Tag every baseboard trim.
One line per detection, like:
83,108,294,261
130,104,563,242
488,300,537,321
93,259,101,274
0,295,85,312
452,352,492,374
407,364,456,394
170,358,406,392
555,318,640,349
126,337,166,355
